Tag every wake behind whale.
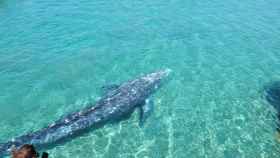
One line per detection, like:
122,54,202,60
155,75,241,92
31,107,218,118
0,69,171,156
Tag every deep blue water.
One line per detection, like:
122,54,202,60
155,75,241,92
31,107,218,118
1,0,280,157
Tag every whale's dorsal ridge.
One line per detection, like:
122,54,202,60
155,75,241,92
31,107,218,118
101,84,120,94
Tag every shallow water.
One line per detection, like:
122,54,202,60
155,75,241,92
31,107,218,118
1,0,280,157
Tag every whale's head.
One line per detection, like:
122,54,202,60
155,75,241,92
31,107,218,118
121,69,171,101
143,69,171,82
139,68,172,94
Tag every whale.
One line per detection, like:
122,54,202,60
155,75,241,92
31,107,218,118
0,69,171,156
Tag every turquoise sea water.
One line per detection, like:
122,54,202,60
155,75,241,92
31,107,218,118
1,0,280,157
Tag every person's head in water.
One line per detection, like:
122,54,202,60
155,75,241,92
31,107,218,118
12,144,39,158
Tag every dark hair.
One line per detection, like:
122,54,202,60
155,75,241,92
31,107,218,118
12,144,39,158
41,152,48,158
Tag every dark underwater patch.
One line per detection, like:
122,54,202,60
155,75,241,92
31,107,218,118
263,81,280,132
264,81,280,112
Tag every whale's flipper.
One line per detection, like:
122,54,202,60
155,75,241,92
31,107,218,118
139,99,154,127
101,84,120,94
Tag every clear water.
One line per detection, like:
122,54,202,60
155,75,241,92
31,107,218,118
1,0,280,157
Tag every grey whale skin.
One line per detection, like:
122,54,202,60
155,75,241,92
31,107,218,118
0,69,171,156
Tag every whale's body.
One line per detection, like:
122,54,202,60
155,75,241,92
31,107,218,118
0,69,170,156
